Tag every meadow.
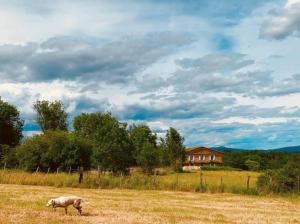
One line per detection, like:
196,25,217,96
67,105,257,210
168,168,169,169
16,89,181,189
0,169,260,194
0,184,299,224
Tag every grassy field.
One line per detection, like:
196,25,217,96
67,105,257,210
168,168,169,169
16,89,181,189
0,170,260,194
0,184,299,224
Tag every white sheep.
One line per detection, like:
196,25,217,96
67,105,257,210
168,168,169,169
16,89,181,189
46,196,84,215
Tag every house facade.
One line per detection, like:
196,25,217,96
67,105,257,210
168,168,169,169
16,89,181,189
185,146,223,166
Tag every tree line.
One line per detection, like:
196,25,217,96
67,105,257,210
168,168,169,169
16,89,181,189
223,150,300,171
0,98,186,174
223,149,300,193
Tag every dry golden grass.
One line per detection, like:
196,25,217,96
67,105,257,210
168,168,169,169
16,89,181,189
156,170,259,193
0,184,299,224
0,170,260,194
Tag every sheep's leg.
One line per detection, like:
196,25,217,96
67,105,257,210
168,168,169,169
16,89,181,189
78,206,82,215
65,207,68,215
73,204,82,215
73,200,82,215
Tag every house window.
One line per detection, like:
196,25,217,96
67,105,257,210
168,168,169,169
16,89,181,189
199,155,205,160
189,155,194,161
210,154,216,161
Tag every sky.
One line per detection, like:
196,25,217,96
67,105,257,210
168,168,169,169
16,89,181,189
1,0,300,149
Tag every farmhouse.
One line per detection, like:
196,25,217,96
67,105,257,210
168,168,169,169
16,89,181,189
185,146,223,167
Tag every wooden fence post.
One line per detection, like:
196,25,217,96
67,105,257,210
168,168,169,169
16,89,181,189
97,165,101,187
47,167,50,174
297,176,300,194
153,169,157,190
3,162,6,170
68,166,72,175
247,176,250,190
220,176,224,192
119,172,123,188
97,165,100,179
56,167,59,174
199,171,203,191
176,173,179,190
35,166,39,173
78,167,83,184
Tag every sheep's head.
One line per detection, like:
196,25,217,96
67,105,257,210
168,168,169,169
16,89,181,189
46,199,54,207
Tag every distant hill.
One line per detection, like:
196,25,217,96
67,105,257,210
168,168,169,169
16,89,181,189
271,145,300,153
212,146,245,152
212,146,300,153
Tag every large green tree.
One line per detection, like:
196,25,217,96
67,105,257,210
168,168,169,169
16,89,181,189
74,112,134,174
0,98,24,147
129,124,159,173
62,133,92,170
157,137,169,166
33,100,68,132
164,127,186,171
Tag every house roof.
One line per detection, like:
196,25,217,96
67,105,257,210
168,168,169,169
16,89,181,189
185,146,223,154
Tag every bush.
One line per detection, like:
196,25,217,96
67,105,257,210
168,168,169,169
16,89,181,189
257,162,300,194
16,131,92,171
245,159,260,171
0,145,18,168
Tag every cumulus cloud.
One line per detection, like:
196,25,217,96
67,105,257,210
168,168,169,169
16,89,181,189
133,52,300,98
175,53,254,72
168,70,273,95
64,95,111,116
255,73,300,96
164,53,272,96
118,92,300,123
0,32,195,84
117,95,236,120
132,53,261,94
260,0,300,39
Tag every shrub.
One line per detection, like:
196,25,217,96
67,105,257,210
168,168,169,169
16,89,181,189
0,145,18,168
245,159,260,171
257,162,300,194
16,131,92,172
